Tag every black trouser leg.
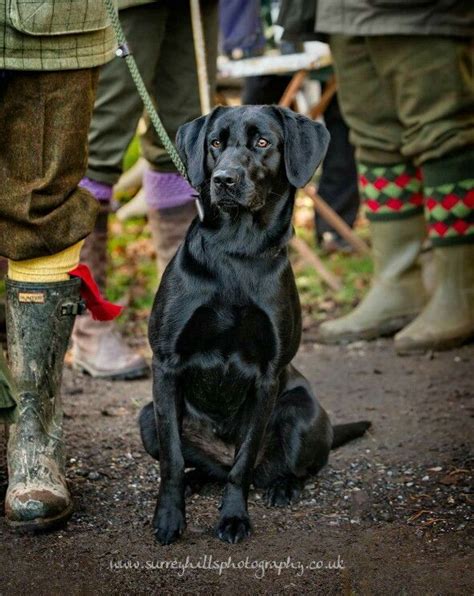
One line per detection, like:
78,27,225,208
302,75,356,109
316,92,360,241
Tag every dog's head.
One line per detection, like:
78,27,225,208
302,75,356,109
176,106,330,213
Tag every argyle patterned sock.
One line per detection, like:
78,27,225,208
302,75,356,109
358,162,423,221
424,181,474,246
422,150,474,247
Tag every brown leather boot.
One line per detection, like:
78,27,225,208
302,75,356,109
148,202,197,275
71,206,149,380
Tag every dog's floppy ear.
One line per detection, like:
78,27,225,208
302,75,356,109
274,107,330,188
176,106,226,189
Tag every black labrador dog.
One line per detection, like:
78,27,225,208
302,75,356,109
140,106,370,545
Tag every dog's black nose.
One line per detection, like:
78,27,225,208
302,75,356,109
212,169,240,187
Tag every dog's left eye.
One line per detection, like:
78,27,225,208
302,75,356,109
211,139,221,148
256,138,270,148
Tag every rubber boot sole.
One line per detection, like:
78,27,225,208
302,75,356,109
316,314,418,345
6,501,73,533
395,329,474,355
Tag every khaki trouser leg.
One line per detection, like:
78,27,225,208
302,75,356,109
326,34,474,349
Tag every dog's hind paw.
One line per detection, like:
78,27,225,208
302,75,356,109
264,476,303,507
153,505,186,545
216,514,251,544
184,469,208,498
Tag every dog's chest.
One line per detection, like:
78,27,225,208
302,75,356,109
175,303,277,427
176,303,276,366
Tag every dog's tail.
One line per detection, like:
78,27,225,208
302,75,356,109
331,420,371,450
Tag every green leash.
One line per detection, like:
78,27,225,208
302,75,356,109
102,0,189,182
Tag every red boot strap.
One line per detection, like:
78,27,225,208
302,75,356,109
69,264,123,321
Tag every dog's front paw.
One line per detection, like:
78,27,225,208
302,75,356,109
264,476,302,507
216,513,252,544
153,505,186,545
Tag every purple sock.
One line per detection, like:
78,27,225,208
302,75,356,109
80,177,113,203
144,170,196,211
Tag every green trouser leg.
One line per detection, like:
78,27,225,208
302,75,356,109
86,1,218,184
5,278,83,530
317,163,428,344
395,151,474,353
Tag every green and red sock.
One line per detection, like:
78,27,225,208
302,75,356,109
422,150,474,247
424,181,474,246
358,162,423,221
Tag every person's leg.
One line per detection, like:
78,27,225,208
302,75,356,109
72,4,168,379
71,200,149,379
219,0,265,59
316,92,360,251
86,4,167,186
141,0,219,275
317,35,428,344
373,35,474,352
0,69,100,528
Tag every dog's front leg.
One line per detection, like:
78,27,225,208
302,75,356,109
217,378,277,544
151,358,186,545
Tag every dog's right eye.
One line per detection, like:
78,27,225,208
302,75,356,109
211,139,221,148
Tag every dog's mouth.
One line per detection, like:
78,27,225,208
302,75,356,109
211,188,264,213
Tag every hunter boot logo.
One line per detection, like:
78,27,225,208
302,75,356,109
18,292,46,304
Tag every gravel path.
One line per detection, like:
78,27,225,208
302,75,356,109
1,339,472,594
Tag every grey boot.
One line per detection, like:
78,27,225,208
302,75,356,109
5,278,83,530
395,245,474,353
71,207,149,380
316,215,429,344
148,202,197,276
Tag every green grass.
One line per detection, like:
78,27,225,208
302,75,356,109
123,135,141,173
106,217,157,338
293,226,372,324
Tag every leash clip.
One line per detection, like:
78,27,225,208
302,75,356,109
194,196,205,222
116,43,131,58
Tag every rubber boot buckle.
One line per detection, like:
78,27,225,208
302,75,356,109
61,300,86,317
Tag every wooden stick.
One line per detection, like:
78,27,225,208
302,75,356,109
278,70,308,108
190,0,211,114
305,185,370,255
290,236,341,291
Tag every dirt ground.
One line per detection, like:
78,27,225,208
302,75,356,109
0,337,472,595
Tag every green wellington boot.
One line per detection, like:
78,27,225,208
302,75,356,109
395,245,474,353
316,215,429,344
5,278,84,530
